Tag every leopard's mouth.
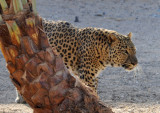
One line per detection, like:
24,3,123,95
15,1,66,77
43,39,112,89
122,63,137,71
122,55,138,71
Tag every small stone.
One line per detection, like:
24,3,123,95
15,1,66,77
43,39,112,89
95,12,105,16
95,14,103,16
74,16,79,22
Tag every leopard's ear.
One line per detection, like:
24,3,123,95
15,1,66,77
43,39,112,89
108,33,117,44
127,32,132,39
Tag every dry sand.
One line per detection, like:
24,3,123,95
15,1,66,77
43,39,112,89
0,0,160,112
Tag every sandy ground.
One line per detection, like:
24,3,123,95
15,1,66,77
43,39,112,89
0,0,160,112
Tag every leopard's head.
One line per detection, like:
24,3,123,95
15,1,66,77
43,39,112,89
108,32,138,70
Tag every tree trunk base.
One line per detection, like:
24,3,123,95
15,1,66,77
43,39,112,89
0,0,113,113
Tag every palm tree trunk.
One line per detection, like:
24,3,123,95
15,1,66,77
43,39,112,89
0,0,113,113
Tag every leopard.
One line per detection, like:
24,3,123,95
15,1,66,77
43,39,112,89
42,19,138,90
15,19,138,103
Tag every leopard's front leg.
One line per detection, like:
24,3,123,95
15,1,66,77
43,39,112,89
77,57,99,92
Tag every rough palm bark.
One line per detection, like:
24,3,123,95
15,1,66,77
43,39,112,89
0,0,113,113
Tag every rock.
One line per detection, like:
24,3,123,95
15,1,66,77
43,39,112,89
74,16,79,22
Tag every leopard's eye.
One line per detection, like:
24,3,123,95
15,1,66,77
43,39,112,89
129,48,136,54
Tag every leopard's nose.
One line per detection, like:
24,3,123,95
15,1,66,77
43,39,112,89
131,56,138,66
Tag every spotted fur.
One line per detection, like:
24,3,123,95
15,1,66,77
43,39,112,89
42,19,138,91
